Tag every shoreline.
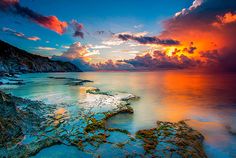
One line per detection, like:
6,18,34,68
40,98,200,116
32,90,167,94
0,76,207,157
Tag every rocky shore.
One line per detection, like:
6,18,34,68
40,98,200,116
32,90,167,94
0,79,207,158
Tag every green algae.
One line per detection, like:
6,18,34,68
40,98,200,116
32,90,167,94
136,128,158,153
115,142,125,148
107,128,130,135
84,119,105,133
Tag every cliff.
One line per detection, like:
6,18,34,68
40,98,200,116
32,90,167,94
0,40,81,73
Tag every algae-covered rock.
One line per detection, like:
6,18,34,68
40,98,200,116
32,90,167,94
0,88,207,158
0,91,56,156
136,121,207,157
0,91,23,146
0,89,140,157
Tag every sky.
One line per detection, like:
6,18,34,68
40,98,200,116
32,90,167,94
0,0,236,71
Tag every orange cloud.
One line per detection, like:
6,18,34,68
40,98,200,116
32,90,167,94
37,46,56,51
213,12,236,27
0,0,68,34
35,16,68,35
60,42,99,62
27,36,40,41
159,0,236,71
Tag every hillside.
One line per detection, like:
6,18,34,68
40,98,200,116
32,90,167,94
0,40,81,73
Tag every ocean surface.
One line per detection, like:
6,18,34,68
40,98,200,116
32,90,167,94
2,70,236,158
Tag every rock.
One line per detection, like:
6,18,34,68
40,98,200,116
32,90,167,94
0,89,207,158
0,40,82,73
0,91,23,146
135,121,207,157
86,88,112,96
48,76,93,86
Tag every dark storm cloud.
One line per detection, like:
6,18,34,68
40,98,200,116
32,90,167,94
95,31,105,35
117,33,180,46
122,50,200,70
183,42,197,54
71,20,84,38
200,50,219,61
201,49,236,72
163,0,236,32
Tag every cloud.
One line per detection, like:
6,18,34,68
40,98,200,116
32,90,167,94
61,42,99,59
111,50,140,55
71,19,84,38
60,42,88,59
182,42,197,54
61,45,70,49
101,32,151,47
121,50,200,70
0,0,18,9
201,50,219,61
125,50,140,54
83,50,100,57
91,60,135,71
175,0,203,17
26,36,40,41
134,24,143,29
52,42,101,71
116,33,180,46
159,0,236,72
90,45,111,49
213,12,236,27
2,27,40,41
162,0,236,38
53,42,99,62
0,0,68,34
53,42,202,71
37,46,56,51
95,30,105,35
200,48,236,72
102,39,124,46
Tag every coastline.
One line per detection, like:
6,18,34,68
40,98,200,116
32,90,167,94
0,76,207,157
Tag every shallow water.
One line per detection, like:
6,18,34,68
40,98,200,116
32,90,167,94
3,70,236,157
32,145,93,158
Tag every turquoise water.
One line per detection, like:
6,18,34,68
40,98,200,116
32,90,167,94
32,145,93,158
3,70,236,157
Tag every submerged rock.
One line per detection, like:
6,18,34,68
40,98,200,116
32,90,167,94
0,91,57,157
0,76,25,86
48,76,92,86
0,88,207,158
